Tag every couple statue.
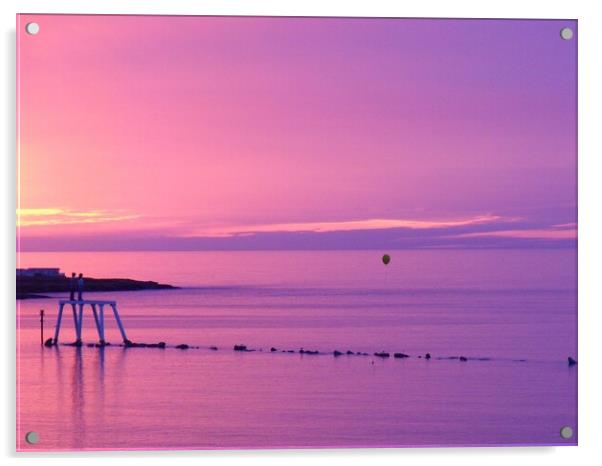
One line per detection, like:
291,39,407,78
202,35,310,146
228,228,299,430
69,273,85,301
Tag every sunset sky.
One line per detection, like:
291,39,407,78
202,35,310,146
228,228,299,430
17,15,577,251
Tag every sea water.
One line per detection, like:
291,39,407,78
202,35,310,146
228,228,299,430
17,250,577,450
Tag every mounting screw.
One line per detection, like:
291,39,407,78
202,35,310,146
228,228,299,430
560,426,573,439
25,431,39,444
25,22,40,35
560,27,573,40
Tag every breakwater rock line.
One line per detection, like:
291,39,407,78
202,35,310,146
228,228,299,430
49,340,578,366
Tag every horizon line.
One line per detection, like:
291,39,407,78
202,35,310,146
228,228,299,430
17,246,577,253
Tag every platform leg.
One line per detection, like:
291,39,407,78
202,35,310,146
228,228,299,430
53,302,65,344
91,304,102,343
111,304,129,343
76,303,84,344
98,304,106,344
70,303,81,345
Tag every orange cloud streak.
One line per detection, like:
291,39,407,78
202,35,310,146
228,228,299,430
183,214,506,238
456,228,577,240
17,208,139,227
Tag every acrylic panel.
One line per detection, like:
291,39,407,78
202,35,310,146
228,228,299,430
16,14,577,451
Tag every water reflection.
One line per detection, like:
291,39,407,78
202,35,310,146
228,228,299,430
22,339,577,450
71,347,85,448
52,346,109,449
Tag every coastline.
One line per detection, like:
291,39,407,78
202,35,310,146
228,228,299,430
16,275,177,300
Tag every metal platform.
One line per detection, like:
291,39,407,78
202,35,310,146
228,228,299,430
52,299,129,345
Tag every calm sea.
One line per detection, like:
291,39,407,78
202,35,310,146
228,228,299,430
17,250,577,450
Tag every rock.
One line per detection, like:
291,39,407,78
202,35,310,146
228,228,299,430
176,344,189,350
425,353,431,360
157,341,166,348
63,341,82,347
459,356,468,362
346,350,354,355
209,346,218,351
394,352,409,359
374,351,390,358
270,347,277,352
124,342,147,348
44,338,54,347
333,350,343,357
568,357,577,366
233,344,247,351
287,350,295,353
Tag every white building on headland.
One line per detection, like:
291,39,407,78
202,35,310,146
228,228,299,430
16,268,65,278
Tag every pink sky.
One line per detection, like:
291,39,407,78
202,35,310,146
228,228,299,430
17,15,577,250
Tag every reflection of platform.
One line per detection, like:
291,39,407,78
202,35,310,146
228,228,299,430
53,299,129,345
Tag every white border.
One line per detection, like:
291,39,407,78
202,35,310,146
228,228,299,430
3,1,601,465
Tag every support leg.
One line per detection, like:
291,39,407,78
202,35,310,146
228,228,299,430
98,304,106,344
91,304,104,344
75,303,84,345
71,303,81,345
111,304,129,343
53,303,65,345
